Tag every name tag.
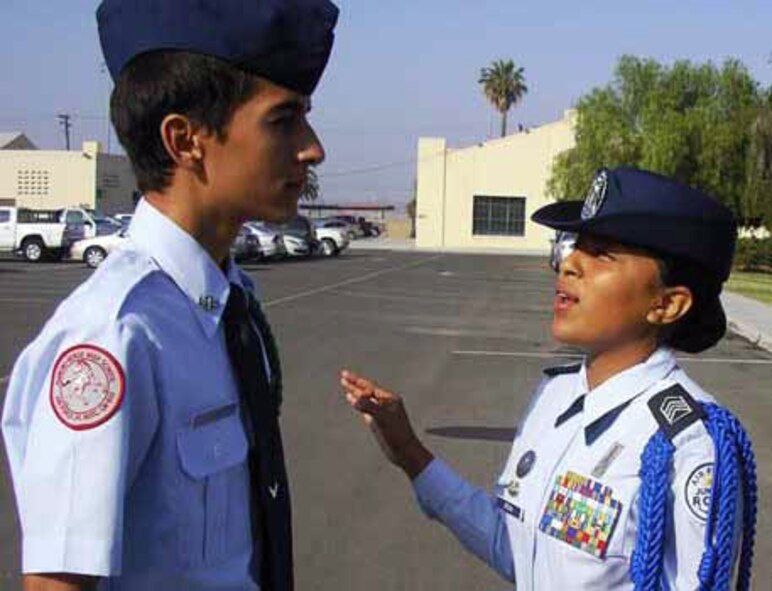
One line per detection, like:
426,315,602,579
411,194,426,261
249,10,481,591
496,497,525,521
538,471,622,559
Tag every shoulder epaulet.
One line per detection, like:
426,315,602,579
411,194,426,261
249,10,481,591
647,384,707,441
543,362,582,377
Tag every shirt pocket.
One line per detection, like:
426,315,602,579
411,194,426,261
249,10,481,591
176,403,251,566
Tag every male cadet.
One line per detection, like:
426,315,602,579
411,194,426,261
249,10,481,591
2,1,338,590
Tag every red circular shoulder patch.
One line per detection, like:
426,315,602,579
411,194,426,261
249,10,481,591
49,344,126,430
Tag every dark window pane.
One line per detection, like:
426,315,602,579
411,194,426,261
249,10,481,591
472,195,526,236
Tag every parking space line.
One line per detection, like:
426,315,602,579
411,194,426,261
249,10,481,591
0,297,61,304
452,350,772,365
264,255,444,308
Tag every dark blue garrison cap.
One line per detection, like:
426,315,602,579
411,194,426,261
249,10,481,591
97,0,339,95
533,167,738,353
533,166,737,282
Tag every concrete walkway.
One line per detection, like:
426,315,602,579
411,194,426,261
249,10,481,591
722,291,772,352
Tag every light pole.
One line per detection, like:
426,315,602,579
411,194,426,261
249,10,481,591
100,62,112,154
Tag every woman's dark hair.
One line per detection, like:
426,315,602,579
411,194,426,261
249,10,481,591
110,50,261,193
656,255,725,353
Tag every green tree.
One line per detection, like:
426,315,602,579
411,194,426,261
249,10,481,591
548,55,763,221
479,59,528,137
745,90,772,224
301,167,320,202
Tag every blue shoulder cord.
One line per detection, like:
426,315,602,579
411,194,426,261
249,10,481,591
630,403,757,591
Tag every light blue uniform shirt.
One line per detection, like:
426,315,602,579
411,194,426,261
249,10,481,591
413,348,722,590
2,199,264,590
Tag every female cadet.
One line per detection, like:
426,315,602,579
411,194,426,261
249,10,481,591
341,166,757,590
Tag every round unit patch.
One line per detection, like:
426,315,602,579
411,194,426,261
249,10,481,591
684,462,713,522
516,450,537,478
50,344,125,430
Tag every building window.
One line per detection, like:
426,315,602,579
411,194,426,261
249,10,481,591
473,196,526,236
16,169,50,197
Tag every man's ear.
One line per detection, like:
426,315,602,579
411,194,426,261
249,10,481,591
159,114,205,171
647,286,693,327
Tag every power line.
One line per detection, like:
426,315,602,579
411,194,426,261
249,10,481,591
318,149,446,179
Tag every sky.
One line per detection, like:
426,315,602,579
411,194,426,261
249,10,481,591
2,0,772,207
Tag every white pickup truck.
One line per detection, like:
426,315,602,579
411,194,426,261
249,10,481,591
0,206,86,261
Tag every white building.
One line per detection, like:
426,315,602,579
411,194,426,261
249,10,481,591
0,137,138,215
415,110,576,253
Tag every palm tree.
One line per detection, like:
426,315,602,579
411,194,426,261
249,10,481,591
479,59,528,137
301,167,320,202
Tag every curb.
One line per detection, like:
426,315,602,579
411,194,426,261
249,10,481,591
721,291,772,353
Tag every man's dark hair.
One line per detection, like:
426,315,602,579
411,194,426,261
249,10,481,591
111,50,260,193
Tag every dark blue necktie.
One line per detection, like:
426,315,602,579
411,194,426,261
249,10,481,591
223,284,292,591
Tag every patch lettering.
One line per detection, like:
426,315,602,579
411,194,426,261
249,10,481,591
684,463,713,522
50,344,125,430
539,471,622,559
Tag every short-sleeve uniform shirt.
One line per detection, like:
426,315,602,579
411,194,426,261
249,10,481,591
2,199,264,590
414,348,718,589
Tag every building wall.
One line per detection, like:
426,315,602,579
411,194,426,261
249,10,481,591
0,141,137,214
415,137,447,247
416,111,576,252
97,153,139,215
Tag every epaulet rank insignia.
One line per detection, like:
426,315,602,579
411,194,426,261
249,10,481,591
647,384,706,440
543,362,582,377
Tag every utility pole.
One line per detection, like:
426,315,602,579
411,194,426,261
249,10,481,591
57,113,72,150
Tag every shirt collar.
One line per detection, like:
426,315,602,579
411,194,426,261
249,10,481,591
581,347,678,431
128,198,244,338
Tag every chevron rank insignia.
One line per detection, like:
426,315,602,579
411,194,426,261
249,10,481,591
647,384,706,440
538,471,622,559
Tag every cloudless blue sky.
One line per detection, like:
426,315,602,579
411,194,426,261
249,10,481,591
2,0,772,205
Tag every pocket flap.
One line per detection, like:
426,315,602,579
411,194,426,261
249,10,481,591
177,404,248,479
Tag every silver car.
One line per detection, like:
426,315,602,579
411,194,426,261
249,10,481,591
244,222,287,259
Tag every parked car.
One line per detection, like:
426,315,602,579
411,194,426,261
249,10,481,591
244,222,287,259
281,233,312,257
333,215,381,237
114,213,134,227
315,217,357,241
56,207,115,238
269,215,320,253
231,225,262,262
0,206,85,261
312,221,349,256
70,227,129,268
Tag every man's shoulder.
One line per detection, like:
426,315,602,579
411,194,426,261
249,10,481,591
52,246,164,333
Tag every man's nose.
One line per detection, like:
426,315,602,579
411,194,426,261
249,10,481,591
298,121,325,166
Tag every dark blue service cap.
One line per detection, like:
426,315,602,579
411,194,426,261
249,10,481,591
97,0,339,95
532,166,737,282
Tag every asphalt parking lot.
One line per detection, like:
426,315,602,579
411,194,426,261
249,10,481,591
1,251,771,590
